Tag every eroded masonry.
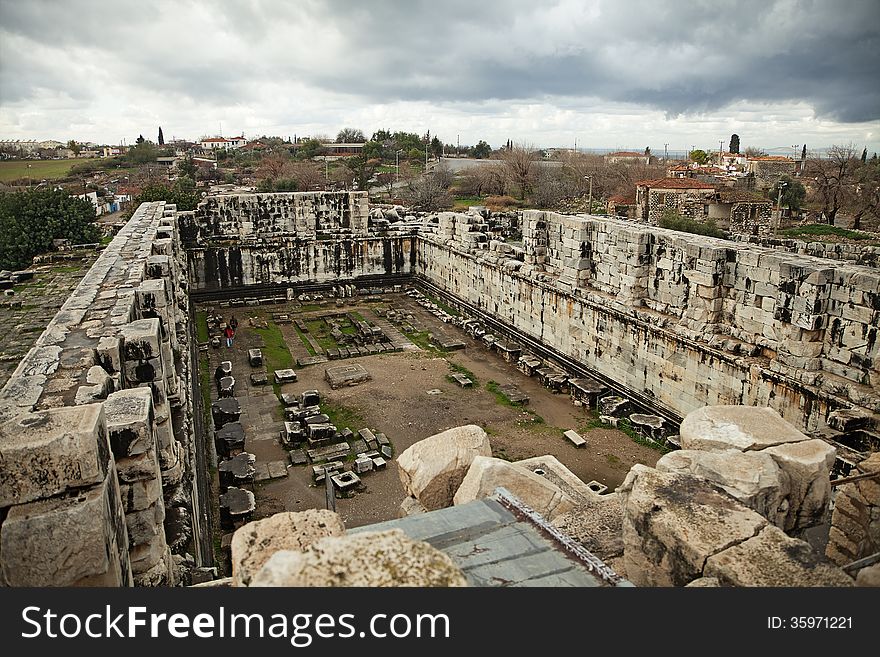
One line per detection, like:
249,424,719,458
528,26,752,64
1,191,878,587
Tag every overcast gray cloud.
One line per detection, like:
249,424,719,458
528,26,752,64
1,0,878,150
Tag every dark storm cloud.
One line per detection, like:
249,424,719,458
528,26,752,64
1,0,878,122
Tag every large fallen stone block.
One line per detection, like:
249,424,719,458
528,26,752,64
250,529,467,587
0,404,109,507
231,510,345,587
619,466,767,587
551,492,625,560
704,525,853,587
680,405,808,452
0,465,131,586
656,449,790,527
762,439,836,531
397,425,491,510
453,455,575,520
104,387,155,459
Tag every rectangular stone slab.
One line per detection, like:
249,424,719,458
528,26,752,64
0,404,110,506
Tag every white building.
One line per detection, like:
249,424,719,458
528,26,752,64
200,135,247,150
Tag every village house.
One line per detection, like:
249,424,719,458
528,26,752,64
606,194,636,218
200,135,248,150
708,189,772,236
634,177,716,224
746,156,797,188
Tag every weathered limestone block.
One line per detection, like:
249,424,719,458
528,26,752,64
855,563,880,587
704,525,853,587
104,387,155,458
453,455,575,520
680,405,808,452
125,501,165,547
619,466,767,587
116,448,160,483
250,529,467,587
656,449,790,527
121,318,161,361
397,425,491,510
137,278,168,311
0,465,131,586
551,492,625,560
762,439,836,531
231,510,345,587
0,404,109,507
120,476,162,512
826,453,880,565
685,577,722,587
399,496,428,517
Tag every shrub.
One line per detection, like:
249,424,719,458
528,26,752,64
659,209,726,239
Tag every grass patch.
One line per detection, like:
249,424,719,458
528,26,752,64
659,212,727,239
0,158,103,183
195,311,209,343
198,353,213,431
320,399,367,433
293,325,317,356
50,265,84,274
253,321,294,375
486,380,522,408
408,330,443,353
777,224,877,242
447,361,478,387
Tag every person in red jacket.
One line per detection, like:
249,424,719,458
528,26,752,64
223,325,235,347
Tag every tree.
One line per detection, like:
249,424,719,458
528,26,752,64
401,172,452,211
729,134,740,154
129,177,199,217
336,128,365,143
806,144,858,225
294,139,325,161
801,144,807,161
659,208,725,239
502,143,538,200
847,156,880,229
343,155,380,190
177,154,197,180
136,134,145,145
372,129,392,143
158,127,165,146
127,140,158,165
0,188,99,270
769,175,806,211
744,146,766,158
689,149,709,165
471,140,491,159
862,148,868,163
430,136,443,160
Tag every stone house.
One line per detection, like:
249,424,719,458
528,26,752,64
746,156,797,189
709,189,772,236
606,194,635,218
634,178,716,224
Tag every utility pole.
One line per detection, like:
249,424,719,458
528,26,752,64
457,134,460,156
396,149,402,184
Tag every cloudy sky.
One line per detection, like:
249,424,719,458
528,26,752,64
1,0,878,154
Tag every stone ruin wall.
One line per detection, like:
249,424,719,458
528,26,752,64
417,210,880,434
0,201,198,586
181,192,416,291
727,201,773,237
731,234,880,268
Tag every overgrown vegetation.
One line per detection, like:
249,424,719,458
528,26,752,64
320,398,367,433
0,187,100,270
778,224,877,242
407,330,443,353
252,321,294,375
658,209,727,239
126,177,199,217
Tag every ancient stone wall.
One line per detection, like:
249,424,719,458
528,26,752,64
417,210,880,433
0,201,197,586
731,234,880,268
181,192,416,290
728,201,773,237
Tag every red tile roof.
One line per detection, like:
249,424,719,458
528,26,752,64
635,178,716,190
608,195,636,204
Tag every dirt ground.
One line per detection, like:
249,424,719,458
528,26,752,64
203,293,660,530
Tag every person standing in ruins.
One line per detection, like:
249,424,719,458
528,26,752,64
224,325,235,347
